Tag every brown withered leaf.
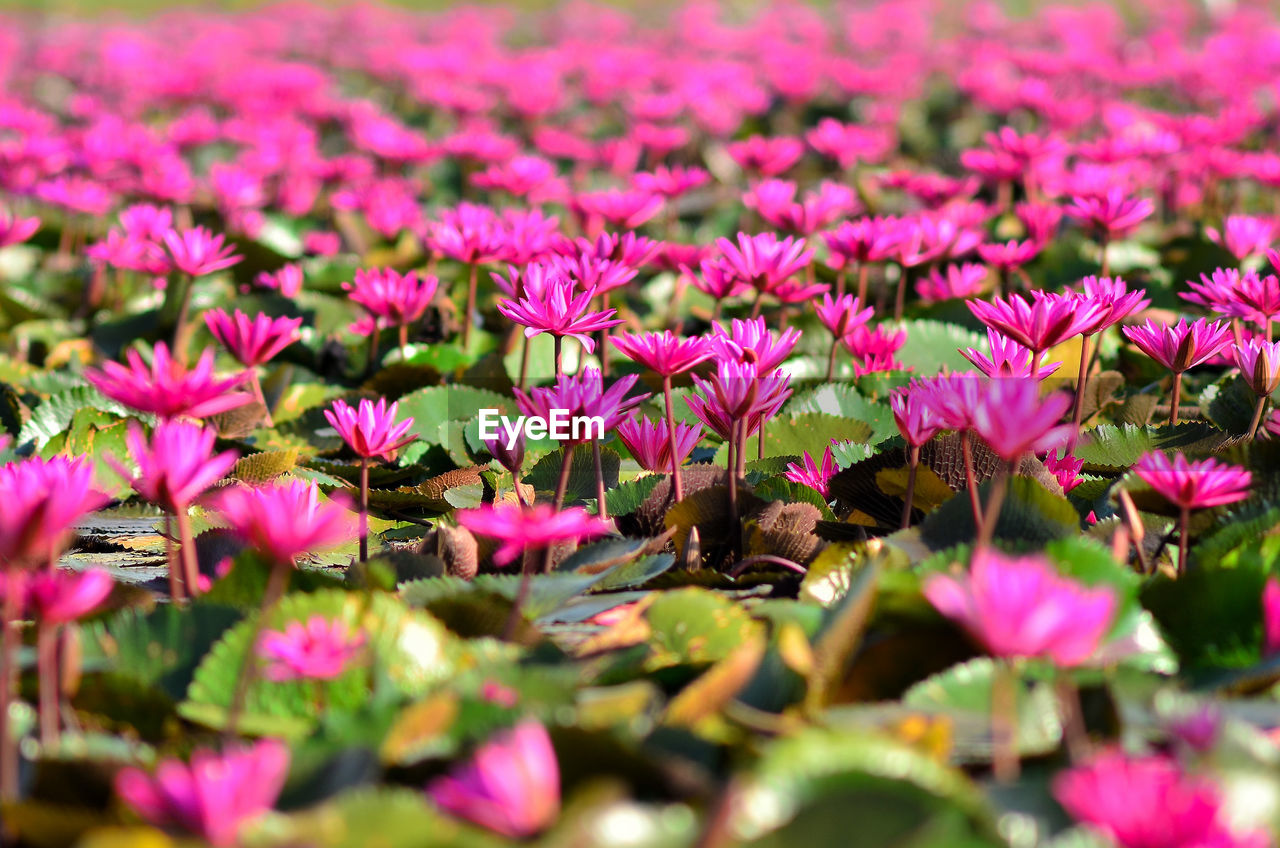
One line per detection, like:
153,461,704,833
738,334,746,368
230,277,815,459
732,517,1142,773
747,501,825,565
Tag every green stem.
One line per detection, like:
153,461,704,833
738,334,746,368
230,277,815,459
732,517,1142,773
359,457,370,563
225,565,290,740
901,445,920,530
663,376,684,501
176,508,200,599
37,621,57,748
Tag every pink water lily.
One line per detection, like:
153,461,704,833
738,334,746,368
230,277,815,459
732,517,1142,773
923,549,1116,667
427,721,560,839
116,739,290,847
258,615,366,682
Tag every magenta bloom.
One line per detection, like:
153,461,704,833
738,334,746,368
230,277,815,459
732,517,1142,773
205,309,302,368
971,378,1073,462
710,317,800,372
456,504,611,566
109,420,238,512
961,329,1062,380
515,370,648,439
784,447,837,499
923,549,1116,666
162,226,242,277
815,293,874,340
115,739,290,847
1233,339,1280,397
976,239,1040,270
24,568,114,624
824,217,902,268
343,268,438,329
1016,202,1063,245
1121,318,1233,373
1074,275,1150,334
427,721,560,838
324,398,416,461
496,271,623,352
1264,578,1280,657
256,265,304,297
430,203,506,265
0,456,109,568
726,135,805,176
714,233,813,294
0,207,40,247
1053,751,1268,848
891,388,945,448
917,263,988,303
968,292,1105,355
214,480,356,566
1132,452,1252,511
1207,214,1274,261
686,361,792,441
258,616,366,682
1066,188,1154,238
610,331,713,377
86,343,252,420
616,415,701,474
633,165,710,198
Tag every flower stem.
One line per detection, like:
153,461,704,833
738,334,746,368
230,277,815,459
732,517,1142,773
663,376,684,501
398,324,408,360
1099,233,1110,278
599,292,611,378
164,515,184,605
728,420,741,558
0,576,20,801
992,660,1020,783
960,432,983,528
553,335,563,378
1249,395,1268,440
225,565,290,740
893,267,909,321
552,444,575,511
503,550,537,639
462,262,478,349
365,326,380,378
517,334,531,390
37,621,57,748
176,508,200,599
1170,370,1183,426
592,439,608,520
358,457,370,563
976,459,1014,550
1178,504,1191,575
1056,674,1090,763
251,372,274,428
826,336,840,381
172,274,195,364
856,263,868,304
1070,334,1092,443
901,445,920,530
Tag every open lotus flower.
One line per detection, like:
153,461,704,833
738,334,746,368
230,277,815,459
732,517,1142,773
1053,750,1269,848
427,721,560,839
257,615,366,681
214,480,356,567
86,343,252,421
0,456,109,568
115,739,290,846
923,549,1116,667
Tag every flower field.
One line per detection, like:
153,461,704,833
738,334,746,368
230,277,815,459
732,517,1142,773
4,0,1280,845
